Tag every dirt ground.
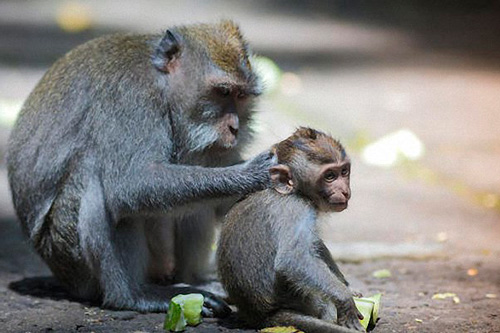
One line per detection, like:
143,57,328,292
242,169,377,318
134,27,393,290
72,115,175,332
1,1,500,332
1,224,499,333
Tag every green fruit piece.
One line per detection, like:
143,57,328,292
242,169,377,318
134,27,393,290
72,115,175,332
354,298,373,330
372,269,392,278
366,293,382,325
354,293,383,330
174,293,204,326
164,300,186,332
164,294,204,331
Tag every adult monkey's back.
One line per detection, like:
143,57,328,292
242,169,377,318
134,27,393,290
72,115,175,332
7,20,275,315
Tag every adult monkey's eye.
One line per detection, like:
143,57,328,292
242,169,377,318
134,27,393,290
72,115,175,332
217,86,231,97
324,171,336,182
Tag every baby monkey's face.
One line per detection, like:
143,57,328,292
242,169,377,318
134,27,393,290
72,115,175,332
314,159,351,212
270,127,351,212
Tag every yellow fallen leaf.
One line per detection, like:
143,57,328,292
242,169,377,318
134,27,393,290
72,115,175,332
260,326,303,333
481,249,491,256
481,193,500,208
415,318,423,323
467,268,478,276
432,292,460,303
486,294,497,299
432,292,455,300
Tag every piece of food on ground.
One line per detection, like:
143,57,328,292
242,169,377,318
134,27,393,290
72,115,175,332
354,293,382,330
372,269,392,279
164,293,204,331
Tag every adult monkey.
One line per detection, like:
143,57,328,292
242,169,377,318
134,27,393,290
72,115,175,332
7,20,275,315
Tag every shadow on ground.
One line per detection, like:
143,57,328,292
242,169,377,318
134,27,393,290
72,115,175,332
9,276,78,302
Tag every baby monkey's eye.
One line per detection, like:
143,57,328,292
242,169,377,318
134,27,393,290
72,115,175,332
237,92,247,99
341,167,349,176
324,171,337,182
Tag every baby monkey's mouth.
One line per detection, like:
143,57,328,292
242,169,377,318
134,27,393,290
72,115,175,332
330,201,348,212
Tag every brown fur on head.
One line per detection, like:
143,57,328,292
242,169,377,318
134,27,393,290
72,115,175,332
177,20,251,76
270,127,350,212
275,127,346,165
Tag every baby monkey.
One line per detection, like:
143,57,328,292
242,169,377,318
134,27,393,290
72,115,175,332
217,127,364,332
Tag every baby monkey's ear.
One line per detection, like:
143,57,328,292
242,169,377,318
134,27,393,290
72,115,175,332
270,165,294,195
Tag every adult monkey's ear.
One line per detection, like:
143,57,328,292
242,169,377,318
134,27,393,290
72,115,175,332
152,30,181,73
270,165,294,195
